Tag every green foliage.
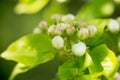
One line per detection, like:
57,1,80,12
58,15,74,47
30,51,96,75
1,34,56,66
15,0,49,14
58,53,90,80
0,0,120,80
1,34,56,80
76,0,114,20
89,44,119,79
1,16,119,80
58,44,119,80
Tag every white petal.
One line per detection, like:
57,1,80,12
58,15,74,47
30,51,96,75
72,42,86,56
52,36,64,49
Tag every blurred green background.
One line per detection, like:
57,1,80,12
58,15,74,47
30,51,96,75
0,0,120,80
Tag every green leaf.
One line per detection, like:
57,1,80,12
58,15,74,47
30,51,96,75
58,53,91,80
102,32,120,55
58,60,79,80
89,44,119,79
9,63,31,80
86,19,109,46
76,0,114,20
1,34,56,66
15,0,49,14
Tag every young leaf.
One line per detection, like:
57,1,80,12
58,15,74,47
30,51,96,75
1,34,56,66
15,0,49,14
89,44,119,79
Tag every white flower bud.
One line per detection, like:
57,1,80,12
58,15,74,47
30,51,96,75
51,14,63,22
52,36,64,49
62,14,75,22
61,16,68,22
67,14,75,20
78,21,87,28
72,42,86,56
87,25,97,37
48,25,55,35
54,26,64,35
57,23,67,30
77,27,89,40
108,19,120,33
66,26,75,35
39,21,47,30
33,27,42,34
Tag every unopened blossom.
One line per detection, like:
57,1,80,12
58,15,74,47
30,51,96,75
57,23,67,30
78,21,87,28
54,26,64,35
48,25,55,35
108,19,120,33
77,27,89,40
62,14,75,22
72,42,86,56
66,26,75,35
52,36,64,49
67,14,75,20
33,27,42,34
51,14,63,22
39,21,47,30
87,25,97,37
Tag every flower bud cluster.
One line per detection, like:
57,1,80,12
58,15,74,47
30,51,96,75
33,14,98,57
